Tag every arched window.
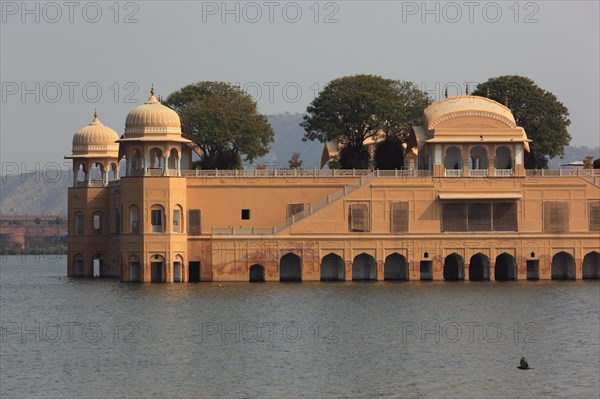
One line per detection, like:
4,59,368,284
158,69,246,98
149,148,164,169
168,148,179,173
150,205,165,233
495,146,512,170
92,212,104,235
444,146,463,171
129,205,140,233
75,212,84,235
173,205,183,233
470,146,489,169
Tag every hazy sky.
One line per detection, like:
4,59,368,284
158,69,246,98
1,0,599,169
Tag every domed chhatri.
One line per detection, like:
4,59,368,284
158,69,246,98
124,86,182,136
71,111,120,155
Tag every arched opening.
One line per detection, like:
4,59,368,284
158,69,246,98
129,205,140,233
469,146,489,176
249,264,265,282
444,253,464,281
280,253,302,282
384,253,408,281
168,148,179,175
92,254,103,277
90,162,104,184
469,253,490,281
129,148,142,176
173,255,184,283
551,251,575,280
75,211,84,235
150,255,165,283
76,163,86,184
108,162,119,182
150,205,164,233
173,205,183,233
149,147,164,170
582,251,600,279
495,253,517,281
352,253,377,281
321,253,345,281
444,145,463,175
128,255,140,282
73,253,84,276
118,157,127,178
495,146,512,170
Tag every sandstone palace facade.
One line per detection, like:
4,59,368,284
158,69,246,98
65,90,600,282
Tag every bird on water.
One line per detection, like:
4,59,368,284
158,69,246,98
518,357,532,370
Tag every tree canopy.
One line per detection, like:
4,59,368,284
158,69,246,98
165,82,274,169
472,75,571,169
301,75,429,168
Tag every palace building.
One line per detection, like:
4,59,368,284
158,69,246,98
65,89,600,282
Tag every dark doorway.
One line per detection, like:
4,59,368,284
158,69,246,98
189,261,201,282
321,253,345,281
495,253,517,281
384,253,408,281
352,253,377,281
469,253,490,281
151,262,164,283
420,260,433,280
249,264,265,282
444,253,464,281
526,260,539,280
583,252,600,279
551,252,575,280
280,253,302,282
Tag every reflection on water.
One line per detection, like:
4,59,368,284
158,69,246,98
1,256,599,398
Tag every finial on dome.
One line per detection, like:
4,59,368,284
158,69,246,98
486,87,491,98
465,84,469,95
94,109,98,119
151,84,155,96
444,86,448,99
504,93,509,107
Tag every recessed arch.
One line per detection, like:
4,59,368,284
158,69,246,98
469,253,490,281
384,253,408,281
495,146,512,170
249,264,265,282
352,253,376,281
129,205,140,233
582,251,600,279
280,253,302,282
444,253,464,281
150,254,165,283
128,254,140,282
551,251,575,280
321,253,345,281
444,146,463,170
495,253,517,281
469,146,489,170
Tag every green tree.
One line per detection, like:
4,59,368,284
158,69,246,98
288,152,303,169
165,82,275,169
583,156,594,169
374,136,405,170
593,158,600,169
473,75,571,169
301,75,429,169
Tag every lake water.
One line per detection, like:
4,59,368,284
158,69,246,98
1,255,599,398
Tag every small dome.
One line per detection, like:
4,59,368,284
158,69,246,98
424,95,516,130
124,87,181,135
71,112,119,156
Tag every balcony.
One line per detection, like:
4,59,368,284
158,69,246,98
444,169,463,177
495,169,513,177
469,169,489,177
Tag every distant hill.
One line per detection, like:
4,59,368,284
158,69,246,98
0,112,597,216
